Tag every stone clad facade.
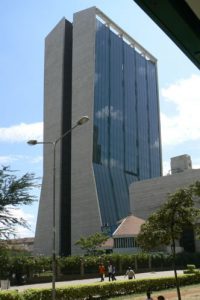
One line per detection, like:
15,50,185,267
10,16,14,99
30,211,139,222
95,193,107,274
130,162,200,252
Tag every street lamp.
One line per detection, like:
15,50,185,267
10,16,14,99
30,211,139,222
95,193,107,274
27,115,89,300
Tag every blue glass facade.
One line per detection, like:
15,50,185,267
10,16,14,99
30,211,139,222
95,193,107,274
93,20,161,233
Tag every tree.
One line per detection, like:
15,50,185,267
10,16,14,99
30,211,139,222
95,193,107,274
137,182,200,300
75,232,109,255
0,166,39,238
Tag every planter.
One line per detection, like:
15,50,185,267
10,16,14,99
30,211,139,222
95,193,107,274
1,279,10,290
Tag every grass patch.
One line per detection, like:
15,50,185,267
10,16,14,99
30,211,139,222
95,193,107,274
109,283,200,299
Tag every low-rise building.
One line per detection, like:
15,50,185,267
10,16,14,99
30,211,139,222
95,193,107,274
130,154,200,252
1,237,34,253
112,215,145,253
101,215,145,253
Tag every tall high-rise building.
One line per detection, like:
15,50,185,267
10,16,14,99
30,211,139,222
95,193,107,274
34,7,162,256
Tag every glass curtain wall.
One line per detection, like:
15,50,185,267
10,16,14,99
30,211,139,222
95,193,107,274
93,19,161,233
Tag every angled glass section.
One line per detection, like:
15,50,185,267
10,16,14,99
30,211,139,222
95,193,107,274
136,53,150,180
109,31,124,170
93,20,110,166
146,62,162,177
93,19,161,233
124,43,137,175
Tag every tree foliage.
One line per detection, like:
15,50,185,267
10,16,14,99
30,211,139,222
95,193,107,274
75,232,109,255
0,166,39,238
137,182,200,252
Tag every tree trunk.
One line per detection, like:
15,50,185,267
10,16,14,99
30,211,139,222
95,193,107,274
134,255,138,271
148,255,152,270
80,259,84,276
171,239,182,300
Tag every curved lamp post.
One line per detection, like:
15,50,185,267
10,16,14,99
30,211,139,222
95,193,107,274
27,115,89,300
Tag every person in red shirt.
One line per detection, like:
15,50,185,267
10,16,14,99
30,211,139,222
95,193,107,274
98,263,106,282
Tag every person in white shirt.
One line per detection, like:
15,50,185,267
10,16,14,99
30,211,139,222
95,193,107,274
108,262,113,281
125,267,135,279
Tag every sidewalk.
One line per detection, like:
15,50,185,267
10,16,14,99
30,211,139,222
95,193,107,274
9,270,183,292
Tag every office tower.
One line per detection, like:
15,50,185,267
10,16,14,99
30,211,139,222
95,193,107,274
34,7,162,256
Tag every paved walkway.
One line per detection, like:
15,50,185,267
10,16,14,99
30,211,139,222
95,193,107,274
9,270,183,292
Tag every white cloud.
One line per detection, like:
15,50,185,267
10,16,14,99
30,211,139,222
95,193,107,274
162,160,171,176
0,155,42,165
151,138,160,149
193,164,200,170
161,74,200,146
0,122,43,143
15,226,35,238
96,105,109,119
1,208,35,238
96,105,123,121
31,156,43,164
0,155,18,165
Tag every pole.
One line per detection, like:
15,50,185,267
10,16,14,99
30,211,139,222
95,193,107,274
51,125,78,300
52,142,56,300
27,116,89,300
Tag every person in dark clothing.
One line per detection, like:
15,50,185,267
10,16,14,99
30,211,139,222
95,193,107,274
112,265,116,280
146,291,153,299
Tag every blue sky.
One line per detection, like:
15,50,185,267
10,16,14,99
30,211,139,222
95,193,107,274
1,0,199,237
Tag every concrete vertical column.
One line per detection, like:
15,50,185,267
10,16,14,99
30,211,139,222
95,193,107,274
71,7,102,254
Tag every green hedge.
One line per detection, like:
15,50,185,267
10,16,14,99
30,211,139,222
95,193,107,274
0,291,23,300
1,273,200,300
3,252,200,284
175,252,200,268
183,264,200,274
57,252,200,275
58,256,81,275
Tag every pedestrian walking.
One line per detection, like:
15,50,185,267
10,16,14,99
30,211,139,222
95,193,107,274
125,266,135,279
98,263,106,282
107,262,113,281
112,265,116,280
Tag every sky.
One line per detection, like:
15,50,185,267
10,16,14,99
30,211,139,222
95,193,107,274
1,0,199,238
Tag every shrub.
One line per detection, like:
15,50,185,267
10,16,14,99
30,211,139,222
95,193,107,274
1,273,200,300
183,264,200,274
83,256,100,274
58,256,81,275
0,291,23,300
0,252,11,279
21,273,200,299
175,252,200,268
4,251,200,283
186,264,196,270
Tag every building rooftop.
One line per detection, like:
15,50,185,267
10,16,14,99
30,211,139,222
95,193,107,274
101,237,114,249
113,215,145,237
95,7,157,63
